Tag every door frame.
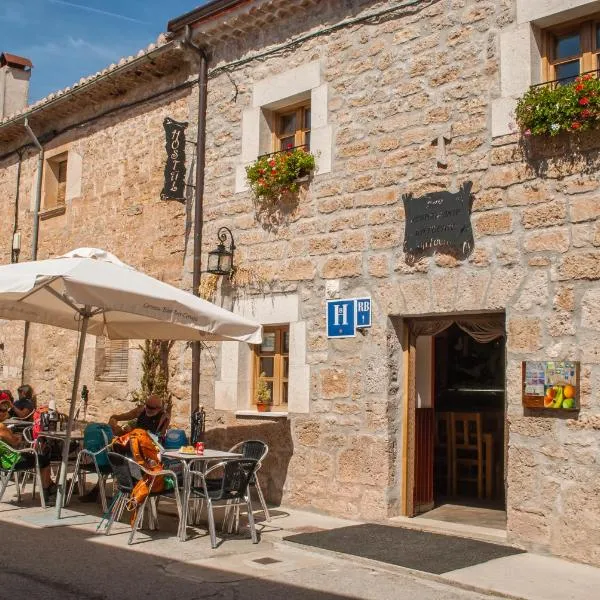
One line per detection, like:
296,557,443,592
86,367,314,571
401,313,508,518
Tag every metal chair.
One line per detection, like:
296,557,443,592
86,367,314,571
190,406,206,444
228,440,271,521
0,440,46,508
99,451,181,545
66,429,113,512
189,458,259,548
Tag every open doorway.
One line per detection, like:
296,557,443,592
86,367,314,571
408,314,506,530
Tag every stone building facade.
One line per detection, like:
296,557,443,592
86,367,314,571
1,0,600,566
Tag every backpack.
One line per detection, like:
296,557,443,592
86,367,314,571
83,423,114,468
31,407,50,440
163,429,188,450
113,428,173,524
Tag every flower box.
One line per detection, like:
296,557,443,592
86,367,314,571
245,147,316,206
516,73,600,137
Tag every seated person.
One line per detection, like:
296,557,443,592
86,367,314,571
108,394,170,437
10,384,36,420
0,395,56,504
81,395,169,503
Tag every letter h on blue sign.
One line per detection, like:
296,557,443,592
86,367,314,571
326,299,356,338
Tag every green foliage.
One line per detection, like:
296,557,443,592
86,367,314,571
515,74,600,136
245,148,316,205
131,340,173,414
255,372,272,405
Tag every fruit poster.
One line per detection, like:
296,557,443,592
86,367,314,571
522,361,580,411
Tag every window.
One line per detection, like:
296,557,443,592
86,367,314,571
95,337,129,382
273,103,311,152
543,18,600,83
43,152,68,210
253,325,289,408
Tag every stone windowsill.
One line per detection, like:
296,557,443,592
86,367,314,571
39,205,66,220
234,410,289,418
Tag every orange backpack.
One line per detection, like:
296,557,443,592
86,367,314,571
113,428,172,523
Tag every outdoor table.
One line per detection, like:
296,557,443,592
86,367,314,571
4,418,32,432
162,449,242,541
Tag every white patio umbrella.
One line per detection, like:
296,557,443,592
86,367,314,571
0,248,262,518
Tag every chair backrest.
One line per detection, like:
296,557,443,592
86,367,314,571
210,458,258,500
190,407,206,444
451,412,482,452
231,440,268,463
107,451,141,493
83,423,114,467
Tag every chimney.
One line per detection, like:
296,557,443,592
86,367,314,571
0,52,32,119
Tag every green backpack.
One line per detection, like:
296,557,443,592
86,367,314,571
0,440,21,471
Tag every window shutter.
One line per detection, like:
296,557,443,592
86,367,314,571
95,337,129,382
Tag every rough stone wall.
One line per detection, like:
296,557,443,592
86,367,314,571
198,0,600,566
0,0,599,567
0,72,196,425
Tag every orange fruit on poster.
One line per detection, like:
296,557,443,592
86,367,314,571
543,396,553,408
563,384,575,399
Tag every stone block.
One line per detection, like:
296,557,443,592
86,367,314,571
401,278,432,314
558,251,600,280
523,227,570,253
582,289,600,331
473,210,513,237
485,266,525,309
507,317,542,352
507,182,552,206
367,254,390,278
570,194,600,223
320,254,362,278
522,201,567,229
320,368,350,399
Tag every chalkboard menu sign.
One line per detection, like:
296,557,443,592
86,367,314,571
403,181,473,253
161,117,188,202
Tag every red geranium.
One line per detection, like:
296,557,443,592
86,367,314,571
571,121,582,129
581,108,592,118
579,97,590,106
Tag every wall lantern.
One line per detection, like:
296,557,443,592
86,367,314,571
207,226,235,276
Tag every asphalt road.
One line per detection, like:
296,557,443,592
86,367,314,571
0,516,498,600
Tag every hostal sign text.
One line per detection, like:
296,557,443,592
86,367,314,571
161,117,188,202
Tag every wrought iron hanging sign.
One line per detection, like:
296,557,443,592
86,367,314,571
161,117,188,202
402,181,473,254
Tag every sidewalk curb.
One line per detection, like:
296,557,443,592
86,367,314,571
274,537,529,600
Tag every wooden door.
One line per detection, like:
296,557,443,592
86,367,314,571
413,336,435,514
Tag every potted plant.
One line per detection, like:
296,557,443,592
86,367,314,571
255,372,272,412
515,73,600,137
245,147,316,209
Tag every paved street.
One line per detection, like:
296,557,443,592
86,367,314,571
0,500,496,600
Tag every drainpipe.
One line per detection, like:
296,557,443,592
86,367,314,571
11,150,23,263
181,26,210,415
22,118,43,385
24,118,43,260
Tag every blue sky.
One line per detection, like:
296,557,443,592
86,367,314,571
1,1,208,103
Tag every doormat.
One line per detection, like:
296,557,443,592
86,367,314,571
283,524,524,574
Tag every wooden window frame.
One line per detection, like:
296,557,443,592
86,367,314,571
542,16,600,82
271,101,311,152
252,325,289,408
43,151,68,210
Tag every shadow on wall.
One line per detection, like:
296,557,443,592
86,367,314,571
204,418,293,506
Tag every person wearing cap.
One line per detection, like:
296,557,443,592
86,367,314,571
108,394,170,437
0,394,56,503
80,394,170,503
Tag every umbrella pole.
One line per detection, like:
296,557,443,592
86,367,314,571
55,311,89,518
